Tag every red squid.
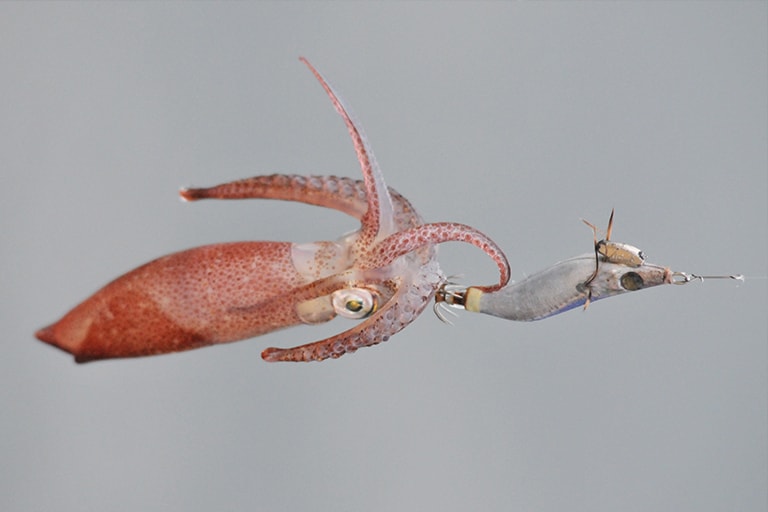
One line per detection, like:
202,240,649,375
36,58,510,363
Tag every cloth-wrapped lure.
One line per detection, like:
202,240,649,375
34,58,739,363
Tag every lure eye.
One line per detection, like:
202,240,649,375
620,272,645,291
331,288,379,319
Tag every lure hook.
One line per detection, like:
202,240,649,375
670,272,745,285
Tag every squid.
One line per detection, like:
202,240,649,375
35,58,510,363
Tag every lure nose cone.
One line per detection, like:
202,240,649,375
636,263,673,287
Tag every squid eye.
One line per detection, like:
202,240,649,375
620,272,644,291
332,288,379,319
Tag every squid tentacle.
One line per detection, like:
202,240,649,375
299,57,397,249
262,260,443,362
359,222,510,291
181,174,368,217
181,174,423,231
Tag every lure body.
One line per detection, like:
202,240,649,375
462,254,671,321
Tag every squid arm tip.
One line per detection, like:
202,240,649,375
179,187,201,202
261,347,281,362
261,346,313,363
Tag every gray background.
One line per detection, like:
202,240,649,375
2,3,766,511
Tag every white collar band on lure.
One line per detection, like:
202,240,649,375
438,254,741,322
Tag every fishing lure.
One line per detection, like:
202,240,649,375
435,255,742,322
435,204,741,321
